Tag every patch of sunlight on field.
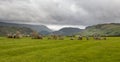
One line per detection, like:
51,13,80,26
0,37,120,62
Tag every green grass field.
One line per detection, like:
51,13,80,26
0,37,120,62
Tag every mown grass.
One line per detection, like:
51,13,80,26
0,37,120,62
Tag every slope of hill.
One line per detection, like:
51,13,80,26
0,22,52,34
0,26,33,36
53,27,83,36
81,23,120,36
0,22,119,36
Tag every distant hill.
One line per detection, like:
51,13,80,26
0,22,120,36
80,23,120,36
53,27,83,36
0,22,52,35
0,26,33,36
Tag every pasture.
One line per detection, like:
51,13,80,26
0,37,120,62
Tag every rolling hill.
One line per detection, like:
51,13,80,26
0,22,120,36
0,26,33,36
53,27,83,36
0,22,52,35
80,23,120,36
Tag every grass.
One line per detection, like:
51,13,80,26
0,37,120,62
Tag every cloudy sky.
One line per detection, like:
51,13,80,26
0,0,120,30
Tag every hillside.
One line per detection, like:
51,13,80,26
0,22,120,36
53,27,83,36
0,26,33,36
80,23,120,36
0,22,52,34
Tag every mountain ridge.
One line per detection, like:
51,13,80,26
0,22,120,36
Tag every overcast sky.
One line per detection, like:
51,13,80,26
0,0,120,30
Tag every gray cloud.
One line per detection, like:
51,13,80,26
0,0,120,26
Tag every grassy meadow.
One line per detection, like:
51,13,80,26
0,37,120,62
